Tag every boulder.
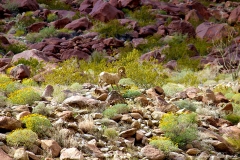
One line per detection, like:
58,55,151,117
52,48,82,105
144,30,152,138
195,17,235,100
119,0,140,9
103,37,124,48
51,17,71,29
139,25,158,37
131,38,147,48
60,49,90,60
0,58,11,68
167,20,196,38
0,116,21,131
211,9,229,21
60,148,84,160
15,0,39,12
89,0,124,22
185,9,203,23
63,95,103,108
106,90,125,105
42,85,54,97
64,17,92,31
0,35,10,49
11,49,50,63
27,22,48,32
79,0,95,14
119,128,137,138
41,140,61,158
228,6,240,25
42,44,60,54
86,139,104,158
186,1,211,20
196,22,229,41
141,145,165,160
14,148,29,160
140,49,164,63
0,148,12,160
10,64,31,80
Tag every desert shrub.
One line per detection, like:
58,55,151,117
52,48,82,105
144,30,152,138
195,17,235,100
8,87,41,105
136,35,163,53
93,19,131,38
123,89,141,99
224,134,240,151
2,0,19,13
22,78,38,87
103,104,130,118
173,99,197,112
224,114,240,125
47,13,58,22
5,42,28,54
5,81,22,95
14,58,43,76
36,0,71,10
104,128,118,140
6,129,38,148
26,26,58,43
69,83,83,92
0,94,7,107
162,83,185,97
52,85,67,103
231,93,240,104
21,114,52,137
90,50,108,63
214,84,234,96
159,112,198,147
32,102,51,116
118,78,136,88
78,115,94,133
149,136,179,154
127,6,156,27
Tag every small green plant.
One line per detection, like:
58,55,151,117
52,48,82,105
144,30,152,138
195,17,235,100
5,43,28,54
162,83,185,97
6,129,38,148
159,112,198,147
36,0,71,10
14,58,43,76
21,114,52,137
104,128,118,140
103,104,130,118
224,134,240,151
22,78,38,87
52,85,67,103
8,87,41,105
173,99,197,112
3,0,19,14
123,89,141,99
47,13,58,22
93,19,131,38
70,82,83,92
0,94,7,107
5,81,22,95
231,93,240,104
150,136,179,154
224,114,240,125
32,102,51,116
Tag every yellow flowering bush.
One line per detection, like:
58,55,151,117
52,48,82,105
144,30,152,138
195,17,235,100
159,112,198,147
8,87,41,105
150,136,179,154
0,74,13,91
22,78,38,87
6,129,38,148
21,114,52,137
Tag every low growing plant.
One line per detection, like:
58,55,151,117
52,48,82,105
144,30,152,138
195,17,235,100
8,87,41,105
173,99,197,112
32,102,51,116
223,133,240,151
224,114,240,125
159,112,198,147
21,114,52,137
6,129,38,148
104,128,118,140
162,83,185,97
47,13,58,22
150,136,179,154
103,104,130,118
14,58,43,76
123,89,141,99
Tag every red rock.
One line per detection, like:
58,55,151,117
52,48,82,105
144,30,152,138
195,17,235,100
10,64,31,80
27,22,48,32
103,38,124,47
61,49,90,60
211,9,229,21
215,92,229,103
228,6,240,25
186,1,211,20
89,0,124,22
132,38,147,48
167,20,196,38
119,0,140,9
51,17,71,29
221,103,233,114
165,60,177,70
0,116,21,131
0,58,11,68
41,140,61,158
196,22,229,41
0,35,10,48
29,42,48,51
139,49,164,63
64,17,92,31
141,145,165,160
119,128,137,138
51,10,76,19
79,0,95,14
139,25,158,37
185,9,204,22
119,19,138,30
42,45,60,54
43,37,67,45
15,0,39,12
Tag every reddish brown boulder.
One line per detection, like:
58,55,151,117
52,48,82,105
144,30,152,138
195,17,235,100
10,64,31,80
140,49,164,63
131,38,147,48
41,140,61,158
27,22,48,32
42,45,60,54
211,9,229,21
185,9,203,23
196,22,229,41
52,10,76,19
0,35,10,48
89,0,124,22
15,0,39,12
186,1,211,20
79,0,95,14
103,38,124,47
167,20,196,37
165,60,177,70
141,145,165,160
0,116,21,131
228,6,240,25
64,17,92,31
29,42,48,50
0,58,11,68
119,0,140,9
51,17,71,29
139,25,158,37
61,49,90,60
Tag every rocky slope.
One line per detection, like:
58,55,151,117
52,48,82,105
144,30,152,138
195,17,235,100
0,0,240,160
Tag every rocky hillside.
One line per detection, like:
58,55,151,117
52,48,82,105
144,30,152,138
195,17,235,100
1,0,240,159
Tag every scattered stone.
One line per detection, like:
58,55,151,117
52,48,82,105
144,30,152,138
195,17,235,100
14,148,29,160
0,148,12,160
63,95,103,108
119,128,137,138
186,148,201,155
10,64,31,80
60,148,84,160
141,145,165,160
0,116,21,131
106,91,125,105
41,140,61,158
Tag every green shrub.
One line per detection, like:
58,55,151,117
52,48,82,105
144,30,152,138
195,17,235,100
224,114,240,125
136,35,163,53
32,102,51,116
0,94,7,107
21,114,52,137
90,50,108,63
103,104,130,118
104,128,118,140
22,78,38,87
123,89,141,99
93,19,131,38
224,134,240,151
118,78,136,88
70,83,83,92
5,81,22,95
14,58,43,76
173,99,197,112
6,129,38,148
162,83,185,97
47,13,58,22
36,0,71,10
150,136,179,154
3,0,19,13
8,87,41,105
52,85,67,103
0,74,13,91
231,93,240,104
159,112,198,147
5,43,28,54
